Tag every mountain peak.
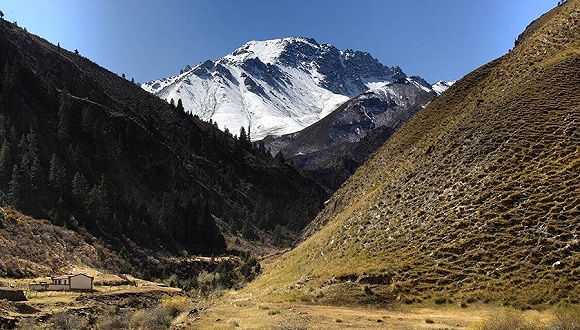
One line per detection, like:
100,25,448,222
223,37,320,65
144,37,429,139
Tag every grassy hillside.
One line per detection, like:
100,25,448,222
248,1,580,308
0,207,127,278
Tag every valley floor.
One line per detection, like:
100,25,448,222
0,268,568,330
188,292,547,330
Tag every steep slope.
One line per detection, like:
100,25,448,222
0,20,327,271
0,207,127,278
250,1,580,307
262,77,441,191
143,37,413,140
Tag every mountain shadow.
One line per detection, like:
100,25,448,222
0,19,328,274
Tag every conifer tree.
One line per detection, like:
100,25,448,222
273,224,283,247
158,192,175,236
239,126,247,142
275,150,285,163
0,140,12,184
176,99,184,112
87,175,111,225
241,218,253,240
18,128,41,194
57,89,73,138
71,171,89,205
49,153,67,196
8,164,25,209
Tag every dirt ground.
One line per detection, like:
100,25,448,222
185,291,549,330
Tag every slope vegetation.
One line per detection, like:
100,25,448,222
250,1,580,307
0,20,327,274
0,207,126,278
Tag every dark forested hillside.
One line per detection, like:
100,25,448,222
0,19,327,262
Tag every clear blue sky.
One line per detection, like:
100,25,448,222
1,0,556,84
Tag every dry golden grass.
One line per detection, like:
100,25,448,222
183,290,574,330
246,0,580,308
0,208,127,278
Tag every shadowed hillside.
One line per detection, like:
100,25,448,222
262,78,438,192
249,1,580,307
0,19,327,276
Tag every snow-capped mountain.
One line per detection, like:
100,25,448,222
431,80,456,95
262,76,439,191
143,37,448,140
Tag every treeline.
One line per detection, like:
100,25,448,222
0,54,224,254
0,21,328,264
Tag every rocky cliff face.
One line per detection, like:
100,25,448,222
263,77,439,191
143,37,425,140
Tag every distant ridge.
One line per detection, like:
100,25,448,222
263,76,443,191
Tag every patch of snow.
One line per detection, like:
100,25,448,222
142,37,443,140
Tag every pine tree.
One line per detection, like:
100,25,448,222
275,150,285,163
239,126,247,143
49,153,67,196
241,218,254,240
18,128,42,195
273,224,283,247
0,140,12,184
158,192,175,236
87,175,112,231
176,99,184,112
71,171,89,204
8,164,25,210
57,89,73,139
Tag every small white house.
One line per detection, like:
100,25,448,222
37,273,94,291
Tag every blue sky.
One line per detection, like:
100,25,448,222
1,0,556,83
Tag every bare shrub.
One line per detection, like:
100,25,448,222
16,318,43,330
473,308,543,330
49,311,90,330
550,305,580,330
130,305,172,330
160,295,193,317
96,311,131,330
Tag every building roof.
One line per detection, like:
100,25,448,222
51,273,94,280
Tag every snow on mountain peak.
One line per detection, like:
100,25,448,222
142,37,445,140
223,37,319,65
431,80,456,95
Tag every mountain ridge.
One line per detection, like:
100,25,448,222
263,76,441,191
143,37,448,140
0,19,327,275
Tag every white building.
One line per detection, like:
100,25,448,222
30,274,94,291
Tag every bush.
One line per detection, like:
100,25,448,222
130,305,172,330
434,297,447,305
50,311,89,330
96,312,131,330
160,295,193,317
551,305,580,330
16,318,42,330
472,308,542,330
